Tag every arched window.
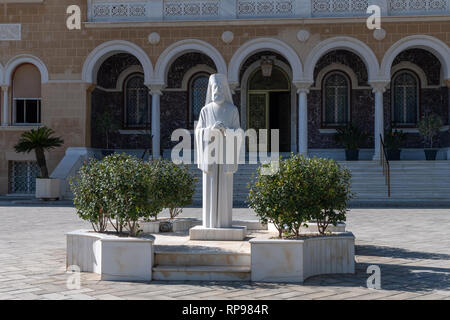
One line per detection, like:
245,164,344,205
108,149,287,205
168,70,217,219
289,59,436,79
189,73,209,127
392,70,419,126
124,74,149,128
12,64,41,125
322,71,350,127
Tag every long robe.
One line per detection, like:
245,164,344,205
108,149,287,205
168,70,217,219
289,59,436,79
195,102,242,228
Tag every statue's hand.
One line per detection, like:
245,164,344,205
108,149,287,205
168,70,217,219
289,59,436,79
212,121,226,132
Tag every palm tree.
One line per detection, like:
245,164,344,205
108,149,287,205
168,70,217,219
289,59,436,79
14,127,64,179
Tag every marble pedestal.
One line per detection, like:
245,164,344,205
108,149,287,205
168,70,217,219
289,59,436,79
189,225,247,241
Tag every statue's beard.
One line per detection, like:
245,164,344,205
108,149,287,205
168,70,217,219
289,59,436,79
213,94,225,104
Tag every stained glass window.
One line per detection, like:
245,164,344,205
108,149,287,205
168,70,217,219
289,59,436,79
392,71,419,126
125,74,149,128
190,74,209,127
323,72,350,126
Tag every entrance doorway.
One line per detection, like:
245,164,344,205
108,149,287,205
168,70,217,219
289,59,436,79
247,66,291,152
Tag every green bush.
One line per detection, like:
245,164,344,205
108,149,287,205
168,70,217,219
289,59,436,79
333,122,368,150
152,159,197,220
70,154,164,236
248,154,352,237
303,157,352,234
418,114,442,148
384,127,406,151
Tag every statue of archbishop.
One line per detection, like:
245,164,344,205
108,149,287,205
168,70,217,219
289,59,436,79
195,74,243,229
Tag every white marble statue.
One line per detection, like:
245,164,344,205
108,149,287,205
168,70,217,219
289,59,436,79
195,74,243,229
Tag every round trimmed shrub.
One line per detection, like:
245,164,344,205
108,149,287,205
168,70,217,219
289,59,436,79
70,153,164,236
151,159,197,220
248,154,353,237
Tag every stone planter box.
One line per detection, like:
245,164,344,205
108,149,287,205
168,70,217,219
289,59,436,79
35,178,60,200
250,232,355,283
66,230,154,281
300,222,346,233
108,218,203,234
234,220,268,231
172,218,202,232
268,222,346,234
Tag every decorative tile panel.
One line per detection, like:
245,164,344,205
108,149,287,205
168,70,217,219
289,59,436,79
88,0,449,22
237,0,294,17
91,2,147,21
164,0,220,18
311,0,369,17
390,0,447,14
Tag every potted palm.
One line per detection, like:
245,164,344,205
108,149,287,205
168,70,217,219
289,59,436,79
14,127,64,200
418,114,442,161
384,127,406,160
334,123,368,161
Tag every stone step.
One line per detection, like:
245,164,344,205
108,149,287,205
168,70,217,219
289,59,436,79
154,252,250,267
152,265,251,281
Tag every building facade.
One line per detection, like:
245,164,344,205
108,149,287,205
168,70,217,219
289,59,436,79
0,0,449,195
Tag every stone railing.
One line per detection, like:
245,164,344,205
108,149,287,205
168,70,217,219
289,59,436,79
87,0,450,22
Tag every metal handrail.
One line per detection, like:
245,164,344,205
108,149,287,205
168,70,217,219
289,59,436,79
379,134,391,198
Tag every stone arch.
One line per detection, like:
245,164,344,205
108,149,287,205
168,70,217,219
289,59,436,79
381,35,450,81
304,37,379,83
313,63,365,90
228,37,303,85
391,61,436,89
5,54,49,85
115,65,144,91
82,40,153,85
240,58,298,152
180,64,216,91
154,39,227,85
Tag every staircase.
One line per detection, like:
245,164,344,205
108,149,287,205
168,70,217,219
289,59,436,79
152,250,251,281
345,161,450,205
189,161,450,206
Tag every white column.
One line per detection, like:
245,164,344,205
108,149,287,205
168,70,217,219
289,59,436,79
149,85,164,159
2,86,9,126
371,81,389,161
295,83,311,157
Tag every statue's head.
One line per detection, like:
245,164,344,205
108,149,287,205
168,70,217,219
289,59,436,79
205,74,233,107
209,74,226,104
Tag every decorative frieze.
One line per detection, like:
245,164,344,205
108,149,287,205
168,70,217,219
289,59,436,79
389,0,448,14
311,0,369,17
164,0,220,18
237,0,294,17
0,24,21,41
88,0,449,22
91,2,147,21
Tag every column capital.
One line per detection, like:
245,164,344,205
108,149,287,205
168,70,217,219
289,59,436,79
293,81,313,94
370,81,390,94
147,83,165,95
1,85,9,92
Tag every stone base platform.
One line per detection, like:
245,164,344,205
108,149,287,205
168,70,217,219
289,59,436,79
189,225,247,241
152,230,271,281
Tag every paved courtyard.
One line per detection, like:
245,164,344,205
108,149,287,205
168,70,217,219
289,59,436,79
0,205,449,300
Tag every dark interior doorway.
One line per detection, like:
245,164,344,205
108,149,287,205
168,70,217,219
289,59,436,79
269,92,291,152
